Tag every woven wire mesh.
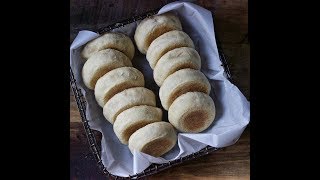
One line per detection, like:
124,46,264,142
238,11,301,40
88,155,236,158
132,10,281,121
70,8,231,179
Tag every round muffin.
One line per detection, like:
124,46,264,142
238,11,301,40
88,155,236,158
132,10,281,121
146,30,195,69
134,12,182,54
168,92,216,133
94,67,144,107
81,32,135,59
103,87,156,124
82,49,132,89
128,122,177,157
159,68,211,110
114,105,162,144
153,47,201,86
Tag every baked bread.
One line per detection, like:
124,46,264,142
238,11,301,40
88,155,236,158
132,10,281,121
103,87,156,124
82,49,132,89
159,68,211,110
153,47,201,86
81,32,135,59
146,30,195,69
94,67,144,107
113,105,162,144
134,12,182,54
168,92,215,133
128,122,177,157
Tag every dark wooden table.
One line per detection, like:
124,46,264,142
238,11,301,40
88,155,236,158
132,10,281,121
70,0,249,179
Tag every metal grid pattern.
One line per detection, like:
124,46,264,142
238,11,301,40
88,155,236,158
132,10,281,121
70,8,231,179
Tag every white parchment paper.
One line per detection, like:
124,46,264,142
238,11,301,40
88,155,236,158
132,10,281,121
70,1,250,177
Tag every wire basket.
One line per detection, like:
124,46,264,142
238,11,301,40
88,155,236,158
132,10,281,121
70,8,232,179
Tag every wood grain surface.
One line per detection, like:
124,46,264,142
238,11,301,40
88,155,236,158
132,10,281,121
70,0,249,179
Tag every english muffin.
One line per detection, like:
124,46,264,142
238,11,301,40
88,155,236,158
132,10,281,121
94,67,144,107
114,105,162,144
159,68,211,110
128,122,177,157
81,32,135,60
146,30,194,69
168,92,216,133
82,49,132,89
103,87,156,124
153,47,201,86
134,12,182,54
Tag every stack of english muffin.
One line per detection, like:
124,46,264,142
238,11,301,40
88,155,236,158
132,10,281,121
81,32,177,157
134,12,216,133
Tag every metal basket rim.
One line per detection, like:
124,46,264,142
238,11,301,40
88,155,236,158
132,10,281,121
70,7,232,179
